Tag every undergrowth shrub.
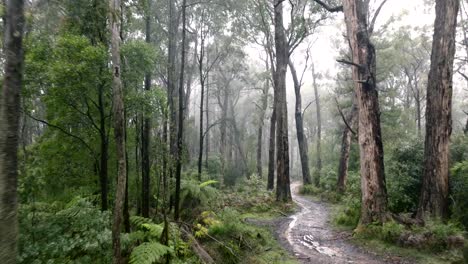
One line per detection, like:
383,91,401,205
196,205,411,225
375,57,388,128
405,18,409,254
179,179,219,219
206,207,277,264
334,196,361,227
128,216,174,264
451,161,468,229
385,140,423,214
18,197,112,264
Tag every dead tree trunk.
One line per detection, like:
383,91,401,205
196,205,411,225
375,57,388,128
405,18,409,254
0,1,25,262
417,0,459,220
343,0,388,224
289,60,312,185
109,0,127,262
274,0,291,202
337,101,357,193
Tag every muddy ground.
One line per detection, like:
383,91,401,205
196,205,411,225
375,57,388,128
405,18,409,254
246,183,414,264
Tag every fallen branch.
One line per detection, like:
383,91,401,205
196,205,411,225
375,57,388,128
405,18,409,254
180,227,215,264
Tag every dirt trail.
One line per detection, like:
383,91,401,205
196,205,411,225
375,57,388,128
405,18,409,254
277,182,411,264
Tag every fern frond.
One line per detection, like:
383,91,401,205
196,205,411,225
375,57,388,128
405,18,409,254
142,223,164,238
130,215,152,227
129,242,173,264
199,180,218,188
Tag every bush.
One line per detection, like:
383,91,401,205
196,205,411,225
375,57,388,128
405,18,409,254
386,140,423,214
18,197,112,264
334,196,361,227
451,161,468,229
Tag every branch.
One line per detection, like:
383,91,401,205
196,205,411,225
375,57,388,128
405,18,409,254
302,100,315,116
369,0,389,35
334,97,357,135
337,59,363,69
458,70,468,81
311,0,343,13
25,111,96,155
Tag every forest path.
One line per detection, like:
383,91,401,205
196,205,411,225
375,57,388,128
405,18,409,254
278,182,411,264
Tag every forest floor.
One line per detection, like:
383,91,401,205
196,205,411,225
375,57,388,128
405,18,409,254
247,182,414,264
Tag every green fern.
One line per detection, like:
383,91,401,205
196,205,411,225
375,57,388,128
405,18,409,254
199,180,218,188
142,223,164,238
130,215,152,227
129,242,173,264
179,179,219,213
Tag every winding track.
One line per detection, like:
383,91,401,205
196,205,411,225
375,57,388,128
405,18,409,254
281,183,410,264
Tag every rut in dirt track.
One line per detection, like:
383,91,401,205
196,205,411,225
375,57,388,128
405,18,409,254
281,182,411,264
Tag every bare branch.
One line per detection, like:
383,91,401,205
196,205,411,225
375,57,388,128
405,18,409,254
337,59,363,69
369,0,388,35
334,97,357,135
311,0,343,13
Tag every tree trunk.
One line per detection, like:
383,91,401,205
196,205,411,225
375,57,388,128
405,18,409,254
0,1,25,262
343,0,388,225
197,21,206,181
109,0,127,262
417,0,459,220
257,60,270,178
289,60,311,185
174,0,187,221
267,102,276,190
205,72,210,168
337,101,357,193
274,0,291,202
167,0,178,185
415,88,421,138
98,83,109,211
312,63,322,187
141,0,152,218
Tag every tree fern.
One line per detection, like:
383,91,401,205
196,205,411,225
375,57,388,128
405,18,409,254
129,242,173,264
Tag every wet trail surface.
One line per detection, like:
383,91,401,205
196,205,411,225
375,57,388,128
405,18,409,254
277,183,411,264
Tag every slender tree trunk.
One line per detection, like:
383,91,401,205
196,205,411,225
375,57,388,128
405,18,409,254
141,0,152,218
312,63,322,187
174,0,187,221
415,88,421,138
109,0,127,262
219,90,228,185
205,72,210,168
337,101,357,193
0,1,25,262
289,60,311,185
257,61,269,178
267,73,276,190
124,118,130,233
343,0,388,224
197,24,206,181
167,0,178,205
417,0,459,220
98,83,109,211
274,0,291,202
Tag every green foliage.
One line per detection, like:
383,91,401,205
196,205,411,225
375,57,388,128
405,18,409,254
386,140,423,213
18,197,112,264
178,179,219,219
451,161,468,229
334,196,361,227
354,221,405,243
129,242,174,264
